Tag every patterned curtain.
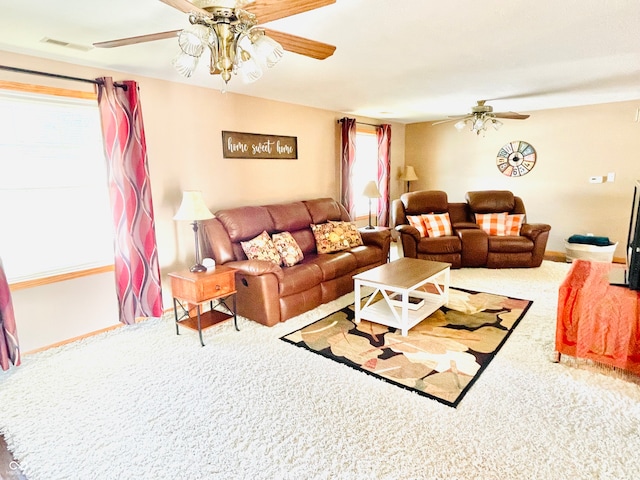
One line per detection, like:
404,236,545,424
376,124,392,227
339,117,357,219
96,77,163,325
0,257,20,371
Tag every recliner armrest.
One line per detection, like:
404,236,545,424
225,259,284,282
521,223,551,241
395,224,421,242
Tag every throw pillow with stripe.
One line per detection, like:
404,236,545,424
475,212,508,236
421,213,453,237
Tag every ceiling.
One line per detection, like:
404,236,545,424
1,0,639,124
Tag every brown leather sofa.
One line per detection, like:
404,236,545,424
200,197,391,326
392,190,551,268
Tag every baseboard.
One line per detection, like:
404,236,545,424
544,250,626,264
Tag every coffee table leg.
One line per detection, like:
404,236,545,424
354,280,361,325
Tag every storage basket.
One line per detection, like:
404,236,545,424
564,241,617,263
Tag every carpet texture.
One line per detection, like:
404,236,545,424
1,261,640,480
282,288,533,407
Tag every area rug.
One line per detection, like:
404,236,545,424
281,287,533,407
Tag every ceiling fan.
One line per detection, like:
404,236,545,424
94,0,336,84
433,100,530,135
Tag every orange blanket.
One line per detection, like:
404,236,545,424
556,259,640,375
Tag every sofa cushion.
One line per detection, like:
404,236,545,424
422,213,453,237
305,198,348,224
266,201,313,232
307,251,357,281
505,214,526,236
466,190,515,214
240,231,281,265
216,206,275,242
348,245,383,268
278,262,323,296
417,236,462,254
311,222,351,253
476,212,508,236
272,231,304,267
488,235,534,253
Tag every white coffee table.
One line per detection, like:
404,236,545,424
353,258,451,336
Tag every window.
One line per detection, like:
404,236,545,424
0,84,114,284
353,129,378,218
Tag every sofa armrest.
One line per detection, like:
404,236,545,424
360,228,392,249
521,223,551,242
225,259,285,282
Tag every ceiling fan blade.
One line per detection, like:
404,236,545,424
158,0,212,16
248,0,336,24
93,30,180,48
263,28,335,59
494,112,530,120
432,116,468,126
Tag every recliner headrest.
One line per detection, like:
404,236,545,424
466,190,515,213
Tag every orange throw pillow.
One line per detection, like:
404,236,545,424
475,212,508,236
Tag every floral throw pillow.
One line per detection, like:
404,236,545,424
505,214,526,236
421,213,453,237
240,231,282,265
330,221,363,247
475,212,508,236
271,231,304,267
310,222,351,253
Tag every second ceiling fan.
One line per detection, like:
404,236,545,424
433,100,530,135
94,0,337,84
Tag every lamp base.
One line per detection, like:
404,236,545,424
189,264,207,273
364,225,375,230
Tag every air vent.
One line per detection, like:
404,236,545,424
40,37,93,52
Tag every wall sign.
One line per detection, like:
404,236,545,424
221,131,298,159
496,140,536,177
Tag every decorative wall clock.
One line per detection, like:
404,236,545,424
496,141,536,177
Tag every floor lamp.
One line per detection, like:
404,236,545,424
362,181,381,229
400,166,419,193
173,191,215,272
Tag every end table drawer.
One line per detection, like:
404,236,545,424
200,271,234,298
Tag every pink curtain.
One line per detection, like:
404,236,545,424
96,77,163,325
340,117,357,219
1,258,20,371
376,124,392,227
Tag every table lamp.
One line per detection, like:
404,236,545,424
362,181,381,229
173,191,215,272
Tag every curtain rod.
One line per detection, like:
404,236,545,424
336,118,381,127
0,65,125,88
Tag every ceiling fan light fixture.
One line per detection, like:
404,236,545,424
454,119,467,131
491,119,503,130
172,51,200,78
178,24,209,56
238,48,263,83
251,31,284,68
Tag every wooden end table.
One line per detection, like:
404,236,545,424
353,258,451,336
169,266,238,346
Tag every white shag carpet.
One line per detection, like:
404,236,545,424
1,261,640,480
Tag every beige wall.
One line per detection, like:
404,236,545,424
1,50,405,350
405,101,640,259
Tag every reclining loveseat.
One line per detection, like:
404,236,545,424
200,197,391,326
392,190,551,268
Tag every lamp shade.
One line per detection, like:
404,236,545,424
362,181,381,199
400,166,419,182
173,191,215,221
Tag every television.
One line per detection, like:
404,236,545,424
627,180,640,290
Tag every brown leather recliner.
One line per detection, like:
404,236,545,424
392,190,551,268
465,190,551,268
